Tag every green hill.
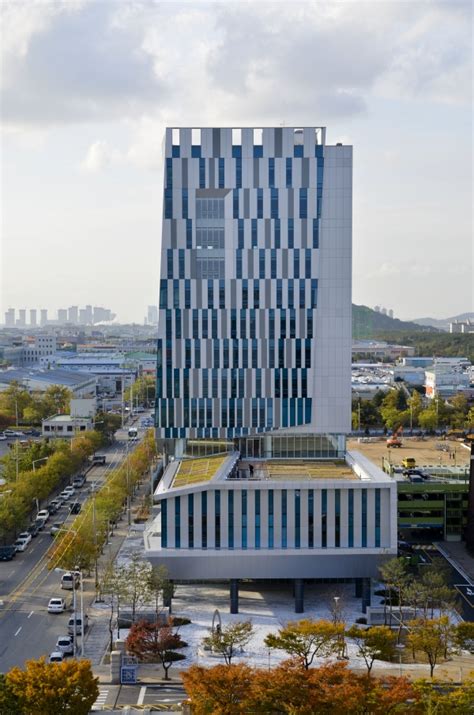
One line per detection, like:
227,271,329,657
352,304,438,339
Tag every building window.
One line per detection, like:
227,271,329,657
348,489,354,547
312,219,319,248
182,189,188,219
281,489,287,548
228,491,234,548
299,188,308,219
201,492,208,549
251,219,258,248
293,251,300,279
270,188,278,219
259,250,266,279
257,189,263,218
219,158,225,189
161,500,167,548
295,490,301,548
196,227,225,249
335,490,340,547
164,189,172,219
195,257,225,280
166,158,173,188
270,249,277,279
196,197,224,219
236,250,242,279
268,157,275,187
321,489,327,547
241,490,247,549
308,490,314,547
288,218,294,248
175,497,181,548
235,157,242,188
199,159,205,189
215,491,221,548
255,491,261,548
305,250,311,279
362,490,367,547
375,489,381,547
286,158,292,187
268,490,274,548
274,219,281,248
233,189,239,219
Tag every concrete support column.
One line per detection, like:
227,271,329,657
110,651,122,684
230,579,239,614
361,578,371,614
163,580,173,612
294,579,304,613
354,578,362,598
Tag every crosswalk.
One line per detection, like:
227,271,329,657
91,688,109,711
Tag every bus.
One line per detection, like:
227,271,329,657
128,427,138,440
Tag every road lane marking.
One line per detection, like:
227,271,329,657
28,610,34,618
14,627,22,636
137,686,146,705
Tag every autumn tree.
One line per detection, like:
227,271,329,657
455,621,474,653
265,618,343,670
407,617,454,677
6,657,99,715
379,557,411,637
347,625,396,674
413,676,474,715
181,663,254,715
148,564,172,622
203,620,253,666
126,620,186,679
0,674,21,715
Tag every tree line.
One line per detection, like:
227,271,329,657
0,381,71,427
0,430,103,544
47,429,157,578
352,388,474,432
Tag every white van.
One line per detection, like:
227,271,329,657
60,571,80,590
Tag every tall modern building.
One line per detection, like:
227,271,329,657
148,127,395,612
155,127,351,459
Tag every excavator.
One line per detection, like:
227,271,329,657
387,425,403,448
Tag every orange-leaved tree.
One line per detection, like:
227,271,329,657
264,618,343,669
126,620,186,679
181,663,254,715
6,657,99,715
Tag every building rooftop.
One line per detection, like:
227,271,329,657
0,368,95,387
251,460,357,481
173,455,228,488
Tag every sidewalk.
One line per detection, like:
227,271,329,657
82,481,152,666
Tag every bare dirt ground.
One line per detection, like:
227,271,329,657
347,436,470,468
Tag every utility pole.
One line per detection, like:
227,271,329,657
92,492,99,597
126,441,131,526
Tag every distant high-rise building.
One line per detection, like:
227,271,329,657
374,306,380,313
18,309,26,327
147,305,158,325
79,308,88,325
5,308,15,327
85,305,93,324
30,309,37,326
381,308,387,316
68,306,79,323
388,309,394,319
40,309,48,326
58,309,68,323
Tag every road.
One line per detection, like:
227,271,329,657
92,682,187,711
0,421,150,672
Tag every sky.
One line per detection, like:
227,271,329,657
1,0,472,324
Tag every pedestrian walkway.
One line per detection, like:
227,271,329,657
81,479,154,666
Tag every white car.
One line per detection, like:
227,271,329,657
59,490,72,501
0,432,7,441
36,509,50,522
17,532,32,546
60,571,80,590
49,651,64,663
55,635,74,655
48,597,66,613
14,539,29,552
63,486,75,496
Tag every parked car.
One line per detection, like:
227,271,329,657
34,518,46,531
48,500,61,514
91,454,106,465
59,490,72,502
49,651,64,663
67,614,88,635
69,502,81,515
0,545,16,561
63,486,75,497
50,522,66,536
55,635,74,655
17,532,32,546
61,571,80,590
36,509,50,522
72,475,86,488
14,539,28,552
27,523,40,538
48,597,66,613
0,432,7,441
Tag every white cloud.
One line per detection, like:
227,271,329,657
80,140,122,173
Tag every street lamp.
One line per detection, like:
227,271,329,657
54,564,85,657
395,643,405,678
32,457,49,472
